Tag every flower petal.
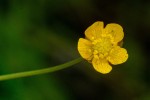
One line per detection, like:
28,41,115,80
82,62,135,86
104,23,124,43
108,46,128,65
85,21,104,40
92,58,112,74
78,38,93,60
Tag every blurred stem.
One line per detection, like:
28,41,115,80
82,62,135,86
0,57,83,81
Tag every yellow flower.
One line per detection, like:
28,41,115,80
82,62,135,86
78,21,128,74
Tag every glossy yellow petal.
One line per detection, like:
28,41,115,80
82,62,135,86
85,21,104,40
78,38,93,60
104,23,124,43
107,46,128,65
92,58,112,74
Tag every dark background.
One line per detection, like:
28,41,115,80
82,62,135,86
0,0,150,100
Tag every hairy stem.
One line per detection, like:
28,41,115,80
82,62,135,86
0,57,83,81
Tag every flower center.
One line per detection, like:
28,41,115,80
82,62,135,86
92,36,113,59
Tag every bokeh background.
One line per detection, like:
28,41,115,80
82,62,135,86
0,0,150,100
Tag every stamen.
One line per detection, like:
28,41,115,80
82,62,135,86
99,54,104,58
92,35,113,59
93,50,98,55
94,55,99,59
91,37,95,40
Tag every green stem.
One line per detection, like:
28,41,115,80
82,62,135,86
0,57,83,81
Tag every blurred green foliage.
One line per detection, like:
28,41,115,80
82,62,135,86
0,0,150,100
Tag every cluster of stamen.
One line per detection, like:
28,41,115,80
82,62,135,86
91,35,114,59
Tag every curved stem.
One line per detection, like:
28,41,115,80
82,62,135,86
0,57,83,81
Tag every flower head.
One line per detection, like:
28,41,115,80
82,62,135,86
78,21,128,74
